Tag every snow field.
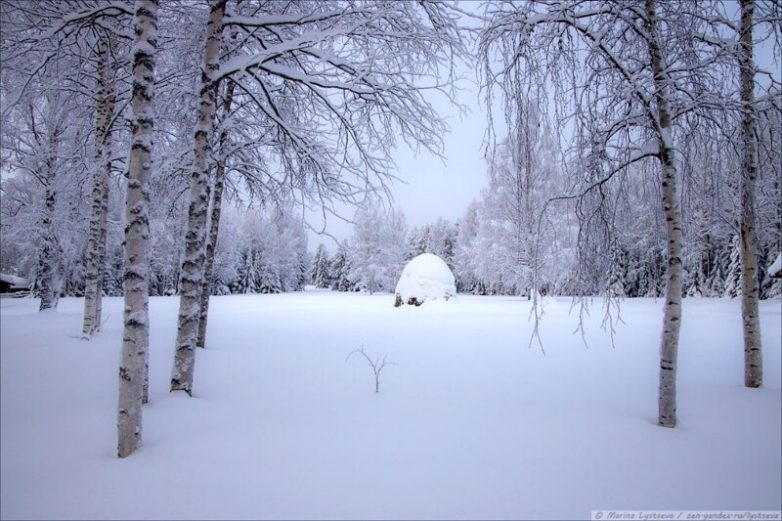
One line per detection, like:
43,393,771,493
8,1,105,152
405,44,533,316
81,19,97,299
1,292,780,519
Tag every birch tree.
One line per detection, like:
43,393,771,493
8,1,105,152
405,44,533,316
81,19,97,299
0,97,92,306
0,0,133,323
0,3,90,311
30,100,66,312
480,16,566,298
737,0,762,388
196,79,235,350
170,0,226,395
0,89,83,311
83,33,119,337
685,0,781,386
479,0,724,427
117,0,157,459
171,0,466,395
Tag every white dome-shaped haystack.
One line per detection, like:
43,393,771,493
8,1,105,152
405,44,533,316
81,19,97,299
394,253,456,307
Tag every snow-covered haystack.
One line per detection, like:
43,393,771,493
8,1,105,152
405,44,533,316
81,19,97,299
394,253,456,307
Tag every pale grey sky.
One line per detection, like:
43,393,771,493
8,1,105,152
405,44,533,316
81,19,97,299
305,0,782,252
389,80,489,227
304,2,490,251
306,65,490,250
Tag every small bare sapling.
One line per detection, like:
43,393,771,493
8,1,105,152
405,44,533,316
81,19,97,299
346,345,396,393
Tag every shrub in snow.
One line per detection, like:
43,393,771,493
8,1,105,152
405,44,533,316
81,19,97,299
394,253,456,307
346,346,396,393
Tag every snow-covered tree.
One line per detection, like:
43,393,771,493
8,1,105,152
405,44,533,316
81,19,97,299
453,201,482,294
405,219,458,269
329,241,355,292
0,76,91,311
724,235,743,298
735,0,766,388
171,0,227,395
170,0,466,395
479,0,719,427
196,78,236,349
0,0,134,328
117,0,157,459
214,202,308,295
348,201,407,294
310,244,332,289
405,225,431,261
83,30,121,337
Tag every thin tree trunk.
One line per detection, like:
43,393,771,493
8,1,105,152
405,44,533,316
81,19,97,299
197,79,235,349
27,100,60,311
118,0,157,459
738,0,763,388
95,183,109,327
35,107,62,313
170,0,226,395
83,34,115,338
37,180,59,312
646,0,683,428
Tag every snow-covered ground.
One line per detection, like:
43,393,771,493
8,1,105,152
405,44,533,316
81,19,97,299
1,292,780,520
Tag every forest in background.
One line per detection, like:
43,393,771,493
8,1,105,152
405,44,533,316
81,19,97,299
2,109,780,299
1,3,779,303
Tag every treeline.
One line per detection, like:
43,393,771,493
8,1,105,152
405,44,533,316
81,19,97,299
0,194,309,297
308,125,781,300
309,206,781,301
3,158,779,301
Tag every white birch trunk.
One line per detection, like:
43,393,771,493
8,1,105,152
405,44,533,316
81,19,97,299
95,183,109,328
118,0,157,459
27,99,60,312
83,35,115,338
646,0,683,428
170,0,226,394
197,79,234,350
738,0,763,388
37,178,59,312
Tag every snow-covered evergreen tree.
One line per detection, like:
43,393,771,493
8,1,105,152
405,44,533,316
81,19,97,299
214,202,309,295
329,242,354,292
405,225,430,261
607,245,628,298
724,235,742,298
310,244,332,289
